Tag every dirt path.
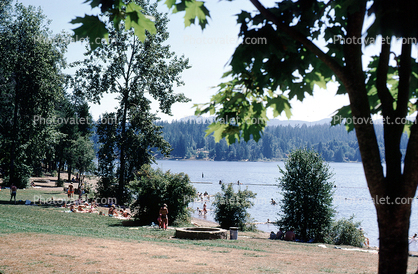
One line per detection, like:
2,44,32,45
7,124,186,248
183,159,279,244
0,232,383,274
29,173,99,191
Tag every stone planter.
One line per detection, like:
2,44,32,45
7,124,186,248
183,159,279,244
175,227,228,240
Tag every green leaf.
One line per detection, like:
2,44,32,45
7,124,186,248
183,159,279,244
206,123,228,142
124,2,156,40
84,0,101,9
182,0,210,29
267,95,292,118
70,15,109,51
164,0,176,9
331,105,355,132
310,72,328,90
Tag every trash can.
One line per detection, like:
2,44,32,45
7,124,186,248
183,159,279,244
230,227,238,240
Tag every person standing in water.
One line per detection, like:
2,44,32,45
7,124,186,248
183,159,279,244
203,202,207,215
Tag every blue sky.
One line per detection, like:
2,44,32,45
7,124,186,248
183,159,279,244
15,0,361,122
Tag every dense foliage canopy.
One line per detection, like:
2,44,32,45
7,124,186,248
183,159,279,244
72,0,190,204
0,3,69,187
278,149,334,242
129,164,196,225
213,183,256,230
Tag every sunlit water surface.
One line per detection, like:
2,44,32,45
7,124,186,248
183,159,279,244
153,160,418,248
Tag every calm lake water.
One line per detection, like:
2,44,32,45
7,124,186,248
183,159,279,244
153,160,418,247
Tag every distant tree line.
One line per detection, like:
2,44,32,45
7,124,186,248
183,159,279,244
153,120,408,163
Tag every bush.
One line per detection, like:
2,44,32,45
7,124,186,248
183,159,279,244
51,170,58,177
277,148,334,242
213,183,256,231
129,165,196,226
33,166,43,177
95,177,119,203
56,179,64,187
325,216,365,248
3,163,32,188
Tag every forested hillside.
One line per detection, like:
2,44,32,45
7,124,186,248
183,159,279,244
154,120,409,162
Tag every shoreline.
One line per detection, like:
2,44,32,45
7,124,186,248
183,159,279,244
155,157,362,164
191,217,219,227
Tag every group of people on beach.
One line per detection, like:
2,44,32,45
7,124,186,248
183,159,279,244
67,201,98,213
196,191,209,202
196,202,208,216
61,197,132,219
66,202,131,218
195,190,210,216
108,205,131,218
269,228,296,241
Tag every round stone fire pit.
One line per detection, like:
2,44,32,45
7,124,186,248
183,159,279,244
175,227,228,240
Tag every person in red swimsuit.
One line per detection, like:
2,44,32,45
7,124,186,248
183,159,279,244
159,204,168,229
68,183,74,198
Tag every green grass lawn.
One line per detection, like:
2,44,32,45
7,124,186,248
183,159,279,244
0,187,267,252
0,187,172,240
0,187,68,203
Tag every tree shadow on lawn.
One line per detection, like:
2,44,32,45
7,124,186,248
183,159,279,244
0,200,19,205
0,200,66,207
108,220,142,227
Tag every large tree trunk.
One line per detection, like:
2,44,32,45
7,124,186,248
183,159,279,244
118,92,128,205
67,165,72,182
340,4,417,272
57,160,63,181
117,40,137,205
9,75,20,186
376,201,412,273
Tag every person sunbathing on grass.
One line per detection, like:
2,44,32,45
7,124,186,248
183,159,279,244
69,205,76,212
86,203,98,213
119,210,130,218
284,228,296,241
108,206,118,217
275,228,284,240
